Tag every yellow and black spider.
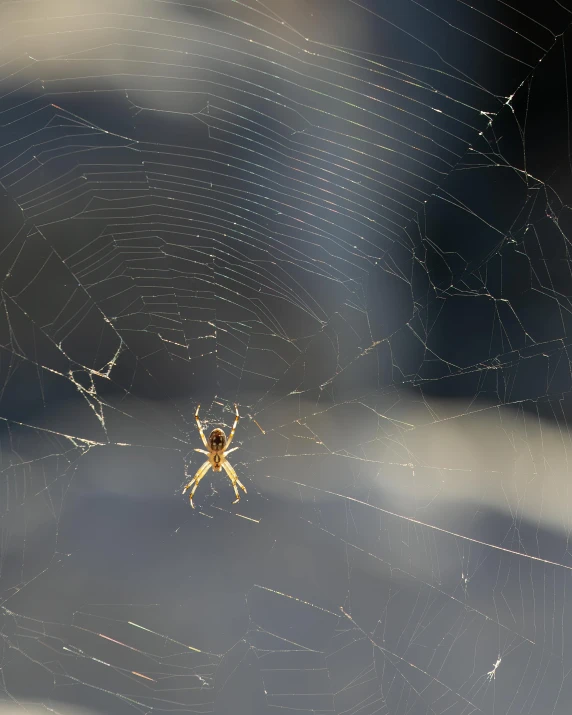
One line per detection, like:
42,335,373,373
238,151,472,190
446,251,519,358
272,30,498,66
183,404,247,508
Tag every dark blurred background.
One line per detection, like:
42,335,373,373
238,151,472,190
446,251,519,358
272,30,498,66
1,1,572,714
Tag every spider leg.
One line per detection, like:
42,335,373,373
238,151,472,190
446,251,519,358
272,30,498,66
194,448,210,455
195,405,209,449
221,459,247,504
224,404,240,449
224,446,239,455
182,459,211,508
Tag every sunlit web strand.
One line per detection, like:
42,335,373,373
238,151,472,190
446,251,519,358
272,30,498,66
267,476,572,571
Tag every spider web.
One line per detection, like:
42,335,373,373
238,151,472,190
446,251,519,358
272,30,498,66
1,0,572,713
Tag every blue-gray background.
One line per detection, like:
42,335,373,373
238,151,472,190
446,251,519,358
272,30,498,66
1,1,572,713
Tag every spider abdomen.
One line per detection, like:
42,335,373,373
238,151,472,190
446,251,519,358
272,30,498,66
209,429,226,451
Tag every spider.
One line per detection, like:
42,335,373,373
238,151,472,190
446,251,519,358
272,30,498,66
183,404,247,508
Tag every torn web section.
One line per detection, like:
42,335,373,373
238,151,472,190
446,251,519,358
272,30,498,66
0,215,222,713
245,400,572,715
2,603,221,713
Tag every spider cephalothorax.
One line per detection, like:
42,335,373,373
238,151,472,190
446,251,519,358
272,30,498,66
182,405,247,508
